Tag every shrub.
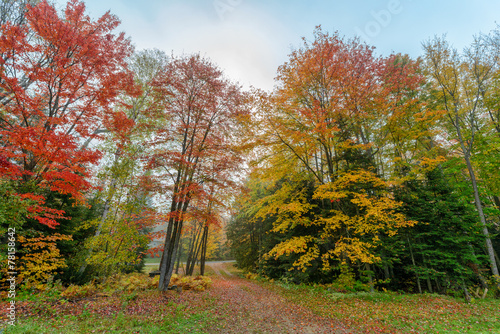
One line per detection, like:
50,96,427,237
170,274,212,291
17,233,72,290
245,273,259,280
329,264,370,293
61,283,98,299
101,272,153,292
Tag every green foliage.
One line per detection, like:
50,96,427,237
0,181,32,230
226,179,275,273
394,168,488,292
34,193,101,285
329,264,370,292
82,216,149,277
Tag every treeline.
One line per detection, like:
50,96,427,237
1,0,499,298
228,28,500,297
0,0,244,291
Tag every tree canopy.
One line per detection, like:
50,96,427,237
0,3,498,298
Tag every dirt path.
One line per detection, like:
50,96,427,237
208,261,234,277
206,262,351,334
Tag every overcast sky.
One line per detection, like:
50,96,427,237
55,0,500,91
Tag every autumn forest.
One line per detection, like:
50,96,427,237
1,0,500,333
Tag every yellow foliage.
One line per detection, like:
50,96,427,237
266,236,314,259
313,170,386,202
316,211,350,233
169,275,213,291
265,236,322,272
206,226,225,260
245,272,259,280
61,283,98,299
292,244,320,272
254,180,314,234
333,237,380,264
17,233,71,289
314,170,415,238
263,170,416,269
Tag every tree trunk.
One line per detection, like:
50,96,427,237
175,238,183,274
468,243,489,289
200,224,209,276
453,110,500,282
186,223,204,276
407,237,422,294
462,281,471,303
426,277,433,293
365,263,374,293
422,253,433,293
462,152,500,281
185,223,202,275
434,278,442,294
159,188,190,291
158,165,194,290
494,248,500,270
383,263,390,280
158,217,184,291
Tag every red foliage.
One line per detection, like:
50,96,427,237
0,0,138,227
143,55,249,285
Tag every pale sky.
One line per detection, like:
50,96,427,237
55,0,500,91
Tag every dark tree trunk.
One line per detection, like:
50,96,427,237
185,223,202,276
200,224,209,276
186,223,204,276
175,238,183,274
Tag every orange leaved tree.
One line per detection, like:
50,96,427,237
255,27,419,273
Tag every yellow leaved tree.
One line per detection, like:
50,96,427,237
17,233,72,290
312,170,415,268
252,28,420,278
262,171,414,273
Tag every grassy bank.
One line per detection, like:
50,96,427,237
1,263,499,333
255,278,500,333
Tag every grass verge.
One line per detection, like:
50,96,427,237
254,277,500,333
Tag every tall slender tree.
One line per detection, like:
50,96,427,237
423,36,500,280
146,55,249,291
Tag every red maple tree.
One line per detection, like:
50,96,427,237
143,54,249,290
0,0,137,227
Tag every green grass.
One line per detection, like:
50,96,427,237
2,309,217,334
255,279,500,333
1,293,222,334
143,258,161,265
2,264,499,334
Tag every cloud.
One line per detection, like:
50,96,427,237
66,0,500,92
123,2,292,91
